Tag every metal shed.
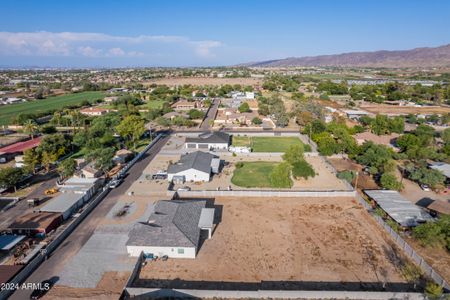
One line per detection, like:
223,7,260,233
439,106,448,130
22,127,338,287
364,190,433,227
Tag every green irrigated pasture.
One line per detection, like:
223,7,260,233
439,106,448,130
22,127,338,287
0,91,105,125
231,161,291,188
146,100,167,110
232,136,311,152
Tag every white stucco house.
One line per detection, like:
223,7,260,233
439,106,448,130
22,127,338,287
167,151,220,183
126,200,215,259
185,131,230,150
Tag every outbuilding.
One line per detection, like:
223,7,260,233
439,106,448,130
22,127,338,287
126,200,214,259
185,131,230,151
39,192,86,220
8,212,62,236
364,190,433,227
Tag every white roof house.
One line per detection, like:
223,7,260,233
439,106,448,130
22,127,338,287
126,200,215,258
167,151,219,183
364,190,433,227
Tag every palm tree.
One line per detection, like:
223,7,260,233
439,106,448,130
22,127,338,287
23,120,38,140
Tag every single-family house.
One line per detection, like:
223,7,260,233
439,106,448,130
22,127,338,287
79,107,110,116
81,163,102,178
171,100,200,111
0,137,42,163
167,151,220,183
126,200,214,258
185,131,230,150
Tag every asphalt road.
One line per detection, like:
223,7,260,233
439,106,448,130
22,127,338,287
199,98,219,130
10,135,169,300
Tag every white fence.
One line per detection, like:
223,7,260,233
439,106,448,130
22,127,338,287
174,190,356,198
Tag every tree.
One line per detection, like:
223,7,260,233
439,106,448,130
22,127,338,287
238,102,250,113
188,109,205,120
371,114,389,135
23,148,40,174
380,172,403,190
58,158,76,178
314,132,338,156
388,116,405,134
251,117,262,125
41,151,59,173
425,282,443,300
0,167,23,192
116,115,145,148
291,160,315,179
337,170,356,184
23,120,38,139
87,148,115,174
282,144,305,165
269,162,292,188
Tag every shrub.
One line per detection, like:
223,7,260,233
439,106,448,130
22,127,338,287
235,162,244,169
291,160,315,179
337,170,356,184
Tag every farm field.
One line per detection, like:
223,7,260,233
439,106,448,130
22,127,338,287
137,197,409,289
232,136,310,152
0,91,105,125
231,161,289,188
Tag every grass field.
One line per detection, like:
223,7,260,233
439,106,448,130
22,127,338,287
231,161,290,188
0,91,105,125
232,136,311,152
146,100,166,110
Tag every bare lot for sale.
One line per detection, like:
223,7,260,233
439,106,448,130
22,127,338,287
144,77,262,87
136,197,409,289
361,103,450,115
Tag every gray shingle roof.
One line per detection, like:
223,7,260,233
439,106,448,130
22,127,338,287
167,151,215,174
126,200,206,248
186,131,230,144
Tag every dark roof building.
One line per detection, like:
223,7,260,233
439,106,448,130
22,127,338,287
185,131,230,150
126,200,214,258
8,212,63,236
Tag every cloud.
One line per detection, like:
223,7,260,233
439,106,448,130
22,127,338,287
0,31,222,59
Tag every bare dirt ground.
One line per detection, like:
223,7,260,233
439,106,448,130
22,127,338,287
144,77,262,87
46,271,128,299
361,103,450,115
137,197,408,287
328,157,379,190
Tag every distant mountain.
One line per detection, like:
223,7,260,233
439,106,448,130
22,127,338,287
245,44,450,68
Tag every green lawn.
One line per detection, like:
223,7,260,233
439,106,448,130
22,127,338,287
0,91,105,125
231,161,290,188
232,136,311,152
146,100,167,110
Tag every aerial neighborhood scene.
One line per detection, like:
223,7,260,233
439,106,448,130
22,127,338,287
1,1,450,299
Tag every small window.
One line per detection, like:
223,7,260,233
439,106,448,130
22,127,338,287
177,248,184,254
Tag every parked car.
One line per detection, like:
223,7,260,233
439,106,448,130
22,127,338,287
109,178,123,189
177,186,191,191
420,184,431,191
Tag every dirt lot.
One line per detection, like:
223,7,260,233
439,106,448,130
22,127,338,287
361,103,450,115
137,197,408,287
144,77,262,87
328,157,379,190
46,271,128,299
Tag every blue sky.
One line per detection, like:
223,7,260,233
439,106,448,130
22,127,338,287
0,0,449,67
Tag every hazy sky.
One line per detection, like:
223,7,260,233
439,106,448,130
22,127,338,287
1,0,449,67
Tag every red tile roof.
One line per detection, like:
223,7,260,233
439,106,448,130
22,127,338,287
0,136,42,154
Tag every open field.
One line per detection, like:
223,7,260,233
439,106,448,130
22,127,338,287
145,99,166,109
145,77,263,87
0,91,105,125
231,161,285,188
361,103,450,115
232,136,311,152
137,197,409,288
